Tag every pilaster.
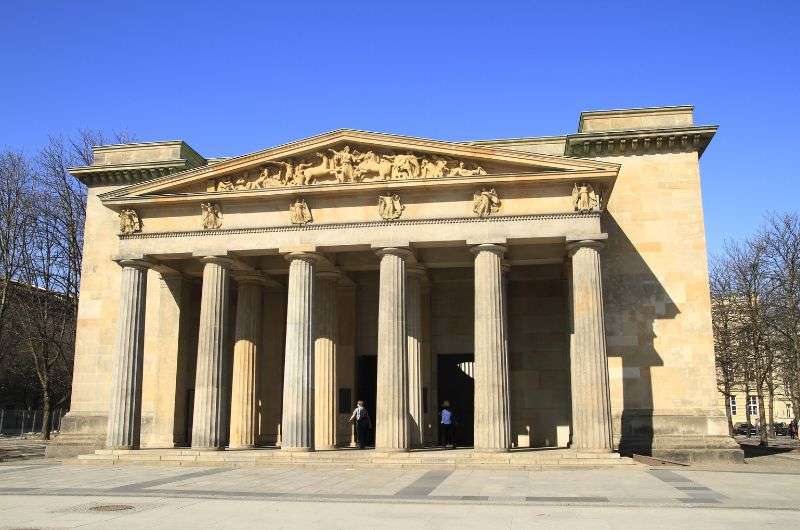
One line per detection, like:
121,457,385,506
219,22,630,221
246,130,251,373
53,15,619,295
406,265,425,448
314,271,339,450
229,273,264,448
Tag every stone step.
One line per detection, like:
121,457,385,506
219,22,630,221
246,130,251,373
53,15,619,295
76,448,641,469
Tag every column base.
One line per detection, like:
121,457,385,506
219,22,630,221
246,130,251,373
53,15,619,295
281,446,314,452
375,447,410,453
573,447,613,454
190,446,225,452
228,444,256,450
45,412,106,458
615,410,745,464
106,444,140,450
619,435,743,464
315,445,337,451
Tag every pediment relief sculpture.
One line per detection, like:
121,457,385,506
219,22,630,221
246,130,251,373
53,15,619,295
210,144,497,192
289,198,313,225
201,202,222,230
119,208,141,234
572,183,603,214
378,193,404,221
472,187,501,217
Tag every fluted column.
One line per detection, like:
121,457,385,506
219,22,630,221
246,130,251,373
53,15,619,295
314,271,338,450
281,252,318,451
375,248,411,452
191,256,232,450
567,240,613,451
472,244,511,452
406,265,425,448
106,260,149,449
229,274,264,448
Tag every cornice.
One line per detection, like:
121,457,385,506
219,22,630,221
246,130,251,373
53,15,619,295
100,168,618,208
99,129,619,200
68,160,192,186
119,211,600,240
565,125,717,158
70,140,207,187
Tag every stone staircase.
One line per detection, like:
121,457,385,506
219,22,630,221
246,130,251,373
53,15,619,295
0,442,47,462
76,447,642,470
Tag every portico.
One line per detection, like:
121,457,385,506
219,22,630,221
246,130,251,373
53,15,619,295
107,233,612,454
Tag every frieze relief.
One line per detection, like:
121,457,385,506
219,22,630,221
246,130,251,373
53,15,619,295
289,198,313,225
208,144,504,192
572,183,603,214
472,187,501,217
377,193,404,221
201,202,222,230
119,208,141,234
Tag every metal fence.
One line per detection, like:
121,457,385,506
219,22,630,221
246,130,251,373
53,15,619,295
0,409,65,437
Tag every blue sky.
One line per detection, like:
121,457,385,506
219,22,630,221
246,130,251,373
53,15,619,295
1,1,797,254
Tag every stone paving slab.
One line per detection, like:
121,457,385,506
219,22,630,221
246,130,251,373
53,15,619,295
3,461,800,513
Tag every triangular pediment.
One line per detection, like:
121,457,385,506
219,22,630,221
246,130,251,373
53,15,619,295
101,129,618,202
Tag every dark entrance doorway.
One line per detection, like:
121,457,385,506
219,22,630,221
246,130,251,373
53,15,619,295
355,355,377,447
437,354,475,447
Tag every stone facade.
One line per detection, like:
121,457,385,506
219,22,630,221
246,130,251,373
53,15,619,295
50,106,742,463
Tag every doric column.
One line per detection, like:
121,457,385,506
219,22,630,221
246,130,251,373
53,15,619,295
260,285,287,446
420,277,432,446
191,256,232,450
406,265,425,447
281,252,318,451
106,260,149,449
375,248,411,452
472,244,511,452
567,240,613,451
229,273,264,448
314,271,339,450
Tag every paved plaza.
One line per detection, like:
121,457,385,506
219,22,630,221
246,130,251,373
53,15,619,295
2,453,800,528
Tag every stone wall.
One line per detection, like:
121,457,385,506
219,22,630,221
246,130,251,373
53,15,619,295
600,150,736,460
508,264,570,448
54,185,124,450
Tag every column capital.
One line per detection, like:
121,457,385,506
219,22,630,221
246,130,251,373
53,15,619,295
316,270,341,281
234,271,267,285
470,243,506,257
284,251,321,264
376,247,413,260
200,255,235,268
407,264,427,277
116,258,152,270
566,239,605,256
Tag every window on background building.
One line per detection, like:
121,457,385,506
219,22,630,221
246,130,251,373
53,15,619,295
747,395,759,417
728,396,737,416
787,404,793,418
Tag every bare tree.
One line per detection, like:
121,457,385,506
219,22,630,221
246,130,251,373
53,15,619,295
0,151,33,364
710,258,740,435
762,213,800,422
2,129,134,437
727,237,774,446
13,189,76,439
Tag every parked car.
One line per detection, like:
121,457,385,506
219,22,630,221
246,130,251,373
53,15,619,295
772,422,788,436
733,422,756,435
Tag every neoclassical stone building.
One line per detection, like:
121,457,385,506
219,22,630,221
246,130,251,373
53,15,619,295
54,106,741,462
